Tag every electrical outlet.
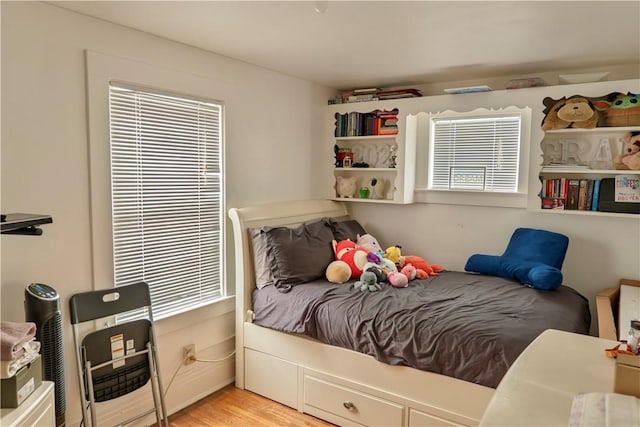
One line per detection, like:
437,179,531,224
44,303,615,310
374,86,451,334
183,344,196,365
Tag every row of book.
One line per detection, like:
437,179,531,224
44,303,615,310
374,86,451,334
329,88,422,104
334,109,399,137
540,178,601,211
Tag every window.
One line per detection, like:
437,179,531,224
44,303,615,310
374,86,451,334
416,106,531,208
108,83,224,319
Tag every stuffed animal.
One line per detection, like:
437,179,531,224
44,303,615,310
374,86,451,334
356,234,397,275
385,245,442,278
353,271,381,292
615,131,640,170
387,271,409,288
357,233,385,258
400,255,444,277
336,176,357,198
541,96,599,130
325,260,352,284
400,264,417,281
362,262,387,283
593,92,640,127
384,245,403,265
332,239,378,280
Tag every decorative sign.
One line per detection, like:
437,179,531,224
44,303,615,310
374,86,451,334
615,175,640,203
449,167,486,190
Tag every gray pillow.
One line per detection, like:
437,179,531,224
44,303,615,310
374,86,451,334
249,227,274,289
250,219,335,292
324,217,367,242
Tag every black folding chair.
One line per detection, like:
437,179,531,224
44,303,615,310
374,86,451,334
69,282,168,427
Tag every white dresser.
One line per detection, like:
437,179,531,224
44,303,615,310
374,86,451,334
0,381,55,427
480,329,619,426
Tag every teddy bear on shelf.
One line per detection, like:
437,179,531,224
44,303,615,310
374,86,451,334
541,96,599,130
614,131,640,170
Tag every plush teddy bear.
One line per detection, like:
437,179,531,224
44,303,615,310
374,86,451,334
541,96,599,130
335,176,357,198
615,131,640,170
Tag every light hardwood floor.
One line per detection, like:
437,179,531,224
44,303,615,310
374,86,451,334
168,384,334,426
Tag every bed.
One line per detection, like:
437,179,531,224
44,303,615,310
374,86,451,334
229,199,591,427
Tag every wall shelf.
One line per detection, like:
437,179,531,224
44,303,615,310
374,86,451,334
1,213,53,236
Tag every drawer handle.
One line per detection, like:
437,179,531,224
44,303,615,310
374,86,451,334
343,401,356,411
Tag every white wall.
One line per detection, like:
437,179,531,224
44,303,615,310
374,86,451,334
343,80,640,336
1,1,333,424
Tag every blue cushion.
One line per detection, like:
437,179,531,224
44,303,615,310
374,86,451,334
464,228,568,290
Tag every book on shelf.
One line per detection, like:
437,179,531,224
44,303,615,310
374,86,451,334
353,87,380,94
614,175,640,203
542,177,603,211
335,87,421,103
591,179,601,211
577,179,587,210
585,180,595,210
334,109,399,137
347,94,379,102
566,179,580,210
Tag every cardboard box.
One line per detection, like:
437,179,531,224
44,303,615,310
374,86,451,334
614,353,640,398
0,355,42,408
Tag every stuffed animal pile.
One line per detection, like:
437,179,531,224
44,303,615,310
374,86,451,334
325,233,444,291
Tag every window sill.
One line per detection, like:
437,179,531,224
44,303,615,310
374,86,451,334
413,188,528,208
155,295,235,337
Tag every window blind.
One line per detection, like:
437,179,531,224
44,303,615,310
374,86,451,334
109,84,223,319
429,115,521,192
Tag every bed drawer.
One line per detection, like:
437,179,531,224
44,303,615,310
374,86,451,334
304,375,403,427
245,348,299,409
409,408,465,427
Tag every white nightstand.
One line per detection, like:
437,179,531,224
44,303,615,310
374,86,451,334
480,329,618,426
0,381,55,427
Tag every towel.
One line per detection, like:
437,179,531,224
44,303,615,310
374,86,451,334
569,393,640,427
0,341,40,379
1,321,37,361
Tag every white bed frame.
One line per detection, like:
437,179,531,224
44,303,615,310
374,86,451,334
229,199,494,427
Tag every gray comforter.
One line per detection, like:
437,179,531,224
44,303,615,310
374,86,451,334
252,271,590,388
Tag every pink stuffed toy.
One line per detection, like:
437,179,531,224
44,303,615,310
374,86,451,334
387,271,408,288
401,264,417,281
332,239,378,280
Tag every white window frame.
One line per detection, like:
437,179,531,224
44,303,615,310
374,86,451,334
415,106,532,208
86,51,232,323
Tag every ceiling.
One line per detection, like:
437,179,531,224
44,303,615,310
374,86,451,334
50,1,640,90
